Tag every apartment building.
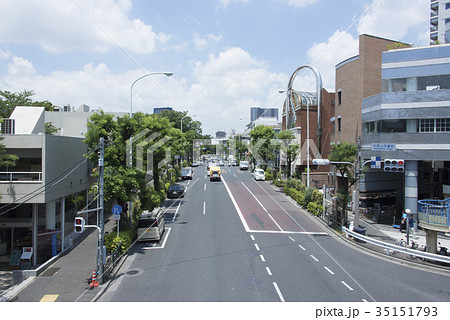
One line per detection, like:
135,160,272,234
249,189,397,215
430,0,450,44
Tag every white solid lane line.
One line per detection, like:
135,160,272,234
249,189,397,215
273,282,285,302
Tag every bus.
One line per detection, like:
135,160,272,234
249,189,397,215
137,208,165,241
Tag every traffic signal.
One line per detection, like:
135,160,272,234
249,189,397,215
74,217,85,233
384,159,404,172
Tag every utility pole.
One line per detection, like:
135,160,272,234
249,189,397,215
98,137,105,284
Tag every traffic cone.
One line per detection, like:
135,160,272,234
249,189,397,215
90,270,99,288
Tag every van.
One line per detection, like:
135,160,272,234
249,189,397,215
137,208,165,241
181,167,193,180
239,161,249,170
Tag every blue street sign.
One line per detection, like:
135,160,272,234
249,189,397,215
371,143,396,151
112,205,122,215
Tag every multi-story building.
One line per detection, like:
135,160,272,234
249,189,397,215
250,107,279,122
153,107,173,114
333,34,410,145
361,44,450,252
430,0,450,44
0,106,125,269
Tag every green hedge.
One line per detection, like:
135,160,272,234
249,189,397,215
280,178,323,216
105,228,136,254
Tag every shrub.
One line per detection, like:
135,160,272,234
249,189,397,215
265,171,273,180
307,202,323,216
105,228,136,254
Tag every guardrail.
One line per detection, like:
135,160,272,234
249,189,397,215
342,227,450,265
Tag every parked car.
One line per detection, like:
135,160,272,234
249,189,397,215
167,184,185,198
231,160,238,166
192,161,199,167
253,168,265,181
181,167,193,180
137,208,165,241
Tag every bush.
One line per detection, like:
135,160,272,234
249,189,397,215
105,228,136,254
307,202,323,216
265,171,273,180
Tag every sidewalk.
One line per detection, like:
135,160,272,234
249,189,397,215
0,214,117,302
346,211,450,265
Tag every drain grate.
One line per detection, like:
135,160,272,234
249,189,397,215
40,267,61,277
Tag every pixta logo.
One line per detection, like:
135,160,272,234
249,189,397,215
126,129,172,175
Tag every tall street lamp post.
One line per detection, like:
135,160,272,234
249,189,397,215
129,72,173,167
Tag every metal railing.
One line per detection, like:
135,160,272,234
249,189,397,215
342,227,450,265
418,198,450,227
0,171,42,182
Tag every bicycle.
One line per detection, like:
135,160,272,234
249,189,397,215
389,238,406,256
406,240,420,260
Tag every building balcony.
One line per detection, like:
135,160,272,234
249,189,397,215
0,171,42,182
418,199,450,232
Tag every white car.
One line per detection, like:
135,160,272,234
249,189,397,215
253,169,265,181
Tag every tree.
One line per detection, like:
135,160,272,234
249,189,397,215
276,130,300,177
249,125,275,169
45,122,60,135
328,141,357,226
0,90,55,118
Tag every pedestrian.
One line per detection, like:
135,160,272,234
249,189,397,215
409,214,418,239
400,209,408,232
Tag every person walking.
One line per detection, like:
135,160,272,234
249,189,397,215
409,214,418,239
400,209,408,232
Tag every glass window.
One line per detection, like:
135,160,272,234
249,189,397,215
419,119,435,132
379,119,406,133
418,75,450,90
446,3,450,9
436,118,450,132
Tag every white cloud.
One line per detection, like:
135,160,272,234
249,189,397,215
193,34,222,51
0,0,169,54
216,0,251,10
306,31,359,91
8,57,37,77
186,47,286,133
356,0,429,44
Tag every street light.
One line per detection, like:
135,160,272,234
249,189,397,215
129,71,173,166
181,113,196,132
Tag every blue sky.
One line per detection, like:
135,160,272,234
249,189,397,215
0,0,429,135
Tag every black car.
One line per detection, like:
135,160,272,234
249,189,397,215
167,184,185,198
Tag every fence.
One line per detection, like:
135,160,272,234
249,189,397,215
418,198,450,227
342,227,450,265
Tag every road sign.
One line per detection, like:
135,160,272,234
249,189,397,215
371,143,396,151
112,205,122,221
371,156,381,169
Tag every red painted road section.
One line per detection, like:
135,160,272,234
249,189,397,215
224,174,327,234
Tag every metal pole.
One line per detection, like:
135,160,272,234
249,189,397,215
98,137,105,284
354,137,361,228
306,99,310,187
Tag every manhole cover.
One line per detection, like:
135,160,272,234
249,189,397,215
124,268,143,277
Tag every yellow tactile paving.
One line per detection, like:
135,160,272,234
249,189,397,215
39,294,59,302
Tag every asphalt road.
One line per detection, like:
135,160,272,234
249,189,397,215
98,165,450,302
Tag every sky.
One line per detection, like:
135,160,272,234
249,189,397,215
0,0,429,136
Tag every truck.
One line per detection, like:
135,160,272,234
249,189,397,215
239,161,249,170
209,166,221,181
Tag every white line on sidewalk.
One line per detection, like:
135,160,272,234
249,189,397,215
273,282,285,302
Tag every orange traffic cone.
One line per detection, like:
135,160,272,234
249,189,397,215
89,270,99,288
